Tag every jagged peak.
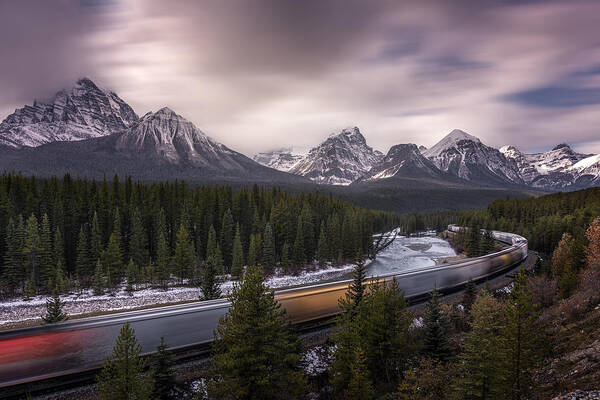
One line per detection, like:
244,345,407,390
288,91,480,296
327,126,366,144
445,129,480,143
387,143,420,156
75,77,99,88
552,143,571,151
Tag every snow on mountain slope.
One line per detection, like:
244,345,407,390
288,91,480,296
0,78,138,148
288,127,383,185
253,147,304,171
358,143,451,182
500,145,540,183
423,129,523,186
571,153,600,186
115,107,252,171
525,143,589,175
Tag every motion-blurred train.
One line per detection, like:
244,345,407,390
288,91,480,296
0,227,527,390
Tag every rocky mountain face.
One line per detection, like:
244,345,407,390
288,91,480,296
0,78,138,148
288,127,383,185
252,147,304,171
357,143,454,183
115,107,253,171
423,129,523,186
501,143,594,189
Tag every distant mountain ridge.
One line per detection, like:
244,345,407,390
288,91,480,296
1,78,599,191
0,78,138,148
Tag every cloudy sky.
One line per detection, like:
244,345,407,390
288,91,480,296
1,0,600,155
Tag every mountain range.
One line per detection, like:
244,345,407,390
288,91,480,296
0,78,599,194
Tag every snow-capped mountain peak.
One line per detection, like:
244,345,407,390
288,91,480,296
423,129,523,185
423,129,480,159
253,147,305,172
288,126,383,185
0,77,138,148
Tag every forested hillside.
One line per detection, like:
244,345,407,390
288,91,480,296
0,174,396,299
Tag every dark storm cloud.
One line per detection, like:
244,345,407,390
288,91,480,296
1,0,600,154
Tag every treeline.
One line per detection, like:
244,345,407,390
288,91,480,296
401,187,600,260
0,174,396,299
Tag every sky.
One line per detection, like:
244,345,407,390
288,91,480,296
1,0,600,155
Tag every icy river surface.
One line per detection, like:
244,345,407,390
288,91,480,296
366,234,457,277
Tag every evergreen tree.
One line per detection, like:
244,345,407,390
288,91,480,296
422,289,454,363
22,273,35,301
101,232,124,288
174,224,195,282
76,226,93,286
93,260,106,296
97,323,152,400
552,233,576,298
23,214,41,291
343,347,374,400
458,290,504,399
111,207,123,257
2,217,24,293
39,214,53,291
202,246,222,300
317,225,329,265
281,242,292,271
129,207,149,269
463,278,477,312
150,337,178,400
90,211,103,264
42,288,68,323
231,225,244,278
53,259,66,293
209,265,306,399
205,225,218,265
481,229,496,255
156,231,170,289
53,227,65,272
247,233,258,266
262,223,276,271
126,259,138,294
220,209,235,268
292,219,305,266
502,269,543,400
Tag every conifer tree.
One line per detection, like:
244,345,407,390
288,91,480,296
93,260,106,296
202,247,222,300
156,231,170,289
422,289,454,363
111,207,122,257
343,347,374,400
502,269,543,400
209,265,306,399
53,226,65,271
39,214,53,290
262,223,276,271
76,226,93,286
23,273,35,301
220,209,234,268
101,232,123,288
90,211,103,264
458,290,504,399
23,214,41,291
317,225,329,265
174,224,195,282
231,225,244,278
247,233,258,266
42,288,68,323
53,259,66,293
205,225,218,265
150,337,178,400
97,323,152,400
129,207,149,269
552,233,576,298
281,242,292,271
292,219,305,266
126,259,138,294
463,278,477,312
2,217,24,293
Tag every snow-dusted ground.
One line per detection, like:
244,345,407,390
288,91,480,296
0,232,454,328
